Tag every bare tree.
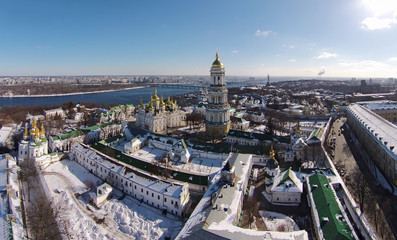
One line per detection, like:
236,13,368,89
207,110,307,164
245,196,259,229
28,197,62,240
349,167,370,213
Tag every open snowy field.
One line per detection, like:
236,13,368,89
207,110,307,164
259,210,299,232
131,146,225,175
42,160,183,239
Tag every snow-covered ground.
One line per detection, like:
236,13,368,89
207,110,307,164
259,210,300,232
172,157,223,175
127,145,225,176
7,158,24,240
42,160,183,239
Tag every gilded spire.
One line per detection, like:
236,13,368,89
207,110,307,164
296,122,302,134
32,119,37,130
212,51,223,68
153,88,159,100
23,124,28,138
138,97,143,108
160,96,165,107
148,100,154,111
40,124,45,137
34,130,39,140
270,147,275,160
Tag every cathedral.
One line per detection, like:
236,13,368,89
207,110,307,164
205,52,231,138
18,119,48,161
136,89,187,133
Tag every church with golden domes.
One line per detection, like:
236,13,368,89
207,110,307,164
136,89,187,133
205,52,230,138
18,119,48,161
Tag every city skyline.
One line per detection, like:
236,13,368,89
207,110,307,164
1,0,397,78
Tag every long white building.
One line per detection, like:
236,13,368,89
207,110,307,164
347,103,397,187
71,142,190,217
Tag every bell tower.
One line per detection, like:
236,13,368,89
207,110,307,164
205,52,230,139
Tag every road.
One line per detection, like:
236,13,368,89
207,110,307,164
327,117,397,239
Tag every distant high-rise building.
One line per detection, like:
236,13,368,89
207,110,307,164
266,74,270,87
205,52,230,138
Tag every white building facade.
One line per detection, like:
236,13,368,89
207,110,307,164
18,120,48,161
71,142,190,217
136,89,187,134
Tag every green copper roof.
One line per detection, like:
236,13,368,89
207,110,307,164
309,174,355,240
92,142,208,186
99,122,117,128
59,130,83,141
279,168,296,186
81,125,100,132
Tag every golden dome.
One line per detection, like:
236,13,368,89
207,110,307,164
40,124,45,136
148,101,154,111
152,89,160,101
270,148,275,160
160,96,165,107
212,52,223,68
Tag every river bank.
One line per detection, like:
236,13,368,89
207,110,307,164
0,86,195,107
0,86,146,98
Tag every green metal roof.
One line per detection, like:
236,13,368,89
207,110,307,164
181,139,188,151
81,125,100,133
59,130,83,141
309,174,354,240
279,168,297,185
309,127,324,141
92,142,208,186
99,122,117,128
228,130,291,144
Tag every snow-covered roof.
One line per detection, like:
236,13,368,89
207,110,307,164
0,126,12,146
357,100,397,111
131,138,142,147
348,104,397,157
271,168,303,193
73,143,184,198
292,137,307,150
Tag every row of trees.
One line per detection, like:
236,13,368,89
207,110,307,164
348,167,393,239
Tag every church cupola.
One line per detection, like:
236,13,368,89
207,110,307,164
212,52,224,68
23,123,29,140
40,124,45,138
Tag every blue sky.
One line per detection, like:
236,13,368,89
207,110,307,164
1,0,397,77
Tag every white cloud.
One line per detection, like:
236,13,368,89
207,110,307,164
255,29,272,38
282,44,295,49
361,17,397,30
388,57,397,61
316,51,337,59
339,60,389,70
289,59,296,62
232,50,238,54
